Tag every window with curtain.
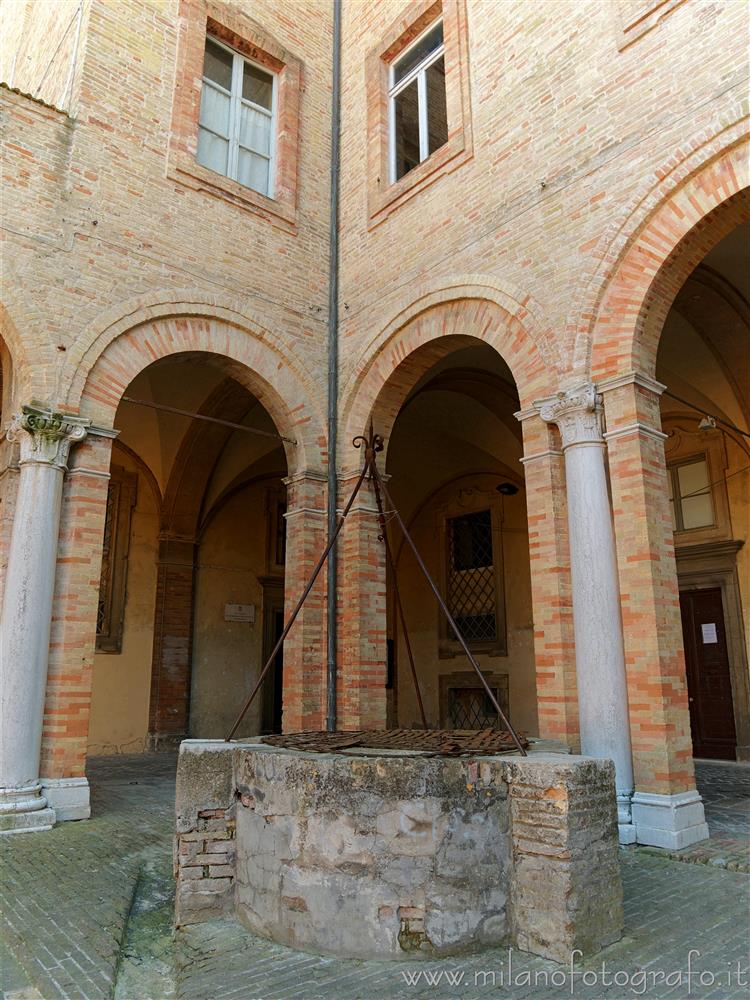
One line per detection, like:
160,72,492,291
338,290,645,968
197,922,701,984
197,36,276,198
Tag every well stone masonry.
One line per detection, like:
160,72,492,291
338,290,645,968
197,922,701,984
175,741,624,962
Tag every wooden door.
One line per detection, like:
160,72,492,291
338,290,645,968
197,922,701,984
680,588,736,760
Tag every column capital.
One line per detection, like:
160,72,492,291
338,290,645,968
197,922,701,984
535,383,604,449
7,404,90,469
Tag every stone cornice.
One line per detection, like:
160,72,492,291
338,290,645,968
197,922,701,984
597,372,667,396
519,449,564,465
603,422,668,444
7,404,90,470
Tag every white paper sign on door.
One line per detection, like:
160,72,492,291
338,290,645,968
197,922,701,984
701,623,718,644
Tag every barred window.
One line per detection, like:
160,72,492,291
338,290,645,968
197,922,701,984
96,467,137,653
446,509,496,643
440,672,510,730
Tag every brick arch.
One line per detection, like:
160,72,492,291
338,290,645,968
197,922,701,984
588,141,750,381
341,290,559,472
566,115,749,374
71,311,326,476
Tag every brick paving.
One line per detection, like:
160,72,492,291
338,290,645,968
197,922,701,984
0,754,748,1000
638,761,750,873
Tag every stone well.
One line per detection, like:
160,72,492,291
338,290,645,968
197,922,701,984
174,740,624,962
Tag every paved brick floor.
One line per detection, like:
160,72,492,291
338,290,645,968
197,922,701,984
656,760,750,872
0,755,748,1000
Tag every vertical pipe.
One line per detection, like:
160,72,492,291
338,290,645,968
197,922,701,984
326,0,343,731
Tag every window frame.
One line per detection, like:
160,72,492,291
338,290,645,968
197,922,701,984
388,18,446,183
96,465,138,654
265,485,287,576
199,34,278,199
668,453,716,533
167,1,302,232
366,0,473,226
437,497,507,658
663,418,732,548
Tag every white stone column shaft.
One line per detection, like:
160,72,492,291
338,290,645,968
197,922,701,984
0,405,89,833
537,384,635,843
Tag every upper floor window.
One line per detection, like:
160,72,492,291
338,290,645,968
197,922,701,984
197,36,276,198
389,19,448,182
668,456,715,531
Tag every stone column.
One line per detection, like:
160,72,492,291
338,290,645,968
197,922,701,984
0,404,89,833
41,430,114,820
536,384,635,843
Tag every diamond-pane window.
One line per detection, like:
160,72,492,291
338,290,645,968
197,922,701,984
448,687,503,729
447,509,496,643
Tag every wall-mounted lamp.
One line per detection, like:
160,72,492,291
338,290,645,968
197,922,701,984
698,415,717,431
496,482,519,496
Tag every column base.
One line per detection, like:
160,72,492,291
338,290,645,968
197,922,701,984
617,792,636,845
632,789,709,849
42,776,90,821
0,783,56,835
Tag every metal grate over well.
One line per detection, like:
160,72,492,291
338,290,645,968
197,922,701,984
260,728,528,756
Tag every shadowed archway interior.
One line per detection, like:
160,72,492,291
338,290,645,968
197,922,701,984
87,351,290,754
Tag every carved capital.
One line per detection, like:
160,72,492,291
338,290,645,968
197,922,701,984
7,404,90,469
536,383,604,449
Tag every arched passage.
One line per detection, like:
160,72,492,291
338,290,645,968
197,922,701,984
588,143,750,381
41,317,327,783
337,294,573,738
342,291,559,464
587,150,750,814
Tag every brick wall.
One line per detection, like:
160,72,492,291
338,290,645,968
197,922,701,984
1,0,747,795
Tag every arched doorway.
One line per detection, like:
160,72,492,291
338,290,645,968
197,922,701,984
86,351,291,754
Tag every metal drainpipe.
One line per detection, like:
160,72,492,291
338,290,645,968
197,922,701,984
326,0,342,731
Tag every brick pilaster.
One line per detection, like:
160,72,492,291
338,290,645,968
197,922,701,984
41,432,114,780
519,413,579,750
281,472,327,732
148,537,197,748
337,474,387,730
601,374,696,795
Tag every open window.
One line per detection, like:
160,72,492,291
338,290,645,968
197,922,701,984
389,19,448,182
366,0,472,224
